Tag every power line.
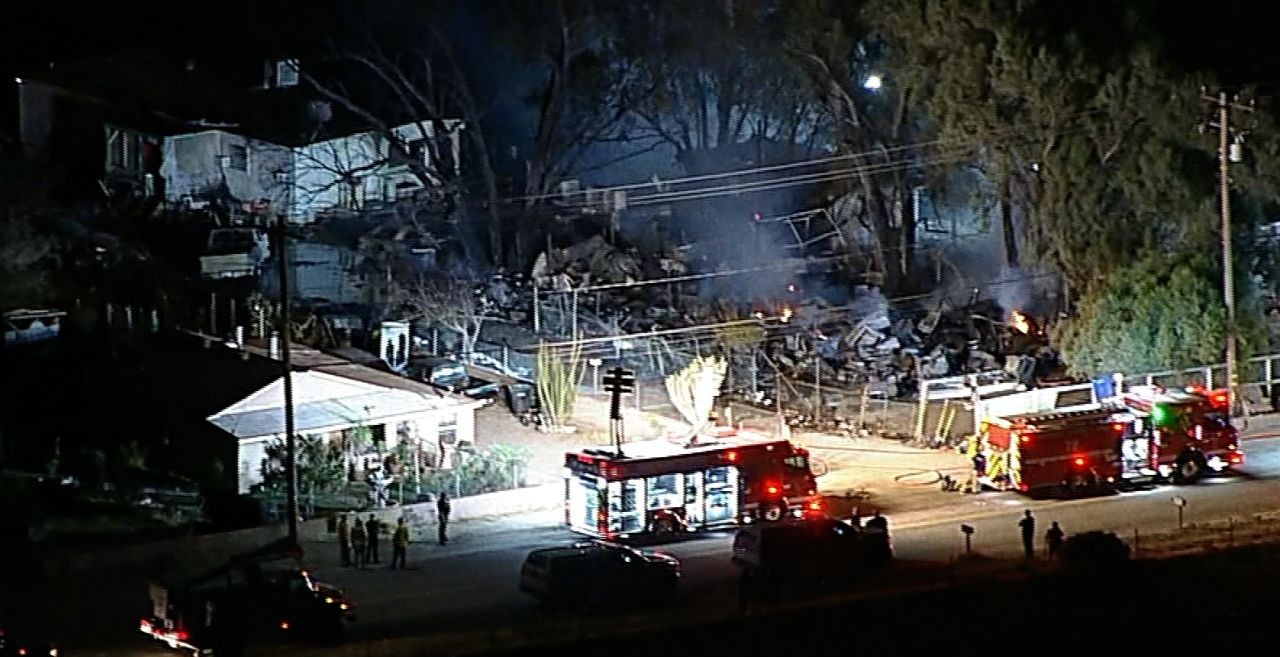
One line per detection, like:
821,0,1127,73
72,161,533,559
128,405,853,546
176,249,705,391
501,109,1106,208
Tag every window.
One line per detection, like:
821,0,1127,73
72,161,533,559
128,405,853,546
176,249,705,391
437,413,458,445
406,138,428,167
784,455,809,471
228,144,249,172
337,176,364,209
105,125,144,171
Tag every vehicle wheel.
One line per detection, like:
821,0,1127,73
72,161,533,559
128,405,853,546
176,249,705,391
1065,473,1096,496
1173,456,1203,484
761,504,784,522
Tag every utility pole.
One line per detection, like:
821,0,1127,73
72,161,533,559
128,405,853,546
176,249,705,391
276,215,300,543
602,366,636,457
1202,89,1253,415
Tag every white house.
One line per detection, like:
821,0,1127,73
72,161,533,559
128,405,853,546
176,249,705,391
208,365,481,494
161,120,465,223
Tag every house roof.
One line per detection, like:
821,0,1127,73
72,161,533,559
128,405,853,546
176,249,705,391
207,370,465,439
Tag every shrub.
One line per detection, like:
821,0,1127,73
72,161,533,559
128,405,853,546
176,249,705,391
1060,531,1131,571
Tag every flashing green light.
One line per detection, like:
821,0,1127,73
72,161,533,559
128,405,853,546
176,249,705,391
1151,404,1171,426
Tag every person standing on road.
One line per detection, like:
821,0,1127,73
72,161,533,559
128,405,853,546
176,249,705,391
436,491,452,545
350,515,367,568
391,517,410,569
336,514,352,567
865,510,888,533
1045,521,1065,560
365,514,381,564
1019,510,1036,558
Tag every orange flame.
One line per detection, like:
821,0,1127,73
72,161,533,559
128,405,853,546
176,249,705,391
1009,310,1031,334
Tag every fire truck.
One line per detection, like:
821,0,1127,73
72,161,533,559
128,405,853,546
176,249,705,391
1120,385,1243,483
564,429,821,539
976,406,1146,494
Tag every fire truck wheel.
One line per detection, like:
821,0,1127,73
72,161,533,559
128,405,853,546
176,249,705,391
762,504,784,522
1065,473,1097,495
1173,456,1204,484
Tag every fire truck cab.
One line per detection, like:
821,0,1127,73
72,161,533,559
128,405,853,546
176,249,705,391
564,430,820,540
978,406,1140,494
1120,386,1243,483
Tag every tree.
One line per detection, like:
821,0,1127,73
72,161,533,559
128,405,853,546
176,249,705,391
536,341,584,431
665,355,728,442
391,271,488,356
1053,254,1264,378
262,433,347,495
495,0,651,201
298,0,504,265
614,0,822,173
0,154,61,307
782,0,927,294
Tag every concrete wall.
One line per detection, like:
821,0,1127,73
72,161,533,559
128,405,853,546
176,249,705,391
300,482,561,540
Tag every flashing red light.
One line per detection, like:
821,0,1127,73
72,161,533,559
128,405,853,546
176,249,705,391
1230,452,1244,464
18,649,27,656
1211,392,1229,407
765,483,780,495
725,450,739,462
1072,455,1086,467
1112,422,1125,432
807,500,822,510
174,630,189,641
280,621,290,630
1018,482,1030,492
1018,434,1032,445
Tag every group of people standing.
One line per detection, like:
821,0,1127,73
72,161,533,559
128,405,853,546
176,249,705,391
1019,510,1065,559
336,492,453,570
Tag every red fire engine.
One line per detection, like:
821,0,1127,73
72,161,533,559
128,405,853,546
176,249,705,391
1120,385,1243,483
977,406,1145,494
563,430,820,539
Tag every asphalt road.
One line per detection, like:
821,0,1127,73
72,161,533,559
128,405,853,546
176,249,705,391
56,435,1280,656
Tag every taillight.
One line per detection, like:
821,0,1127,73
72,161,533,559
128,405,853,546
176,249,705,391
1072,455,1086,467
174,630,189,641
280,621,290,630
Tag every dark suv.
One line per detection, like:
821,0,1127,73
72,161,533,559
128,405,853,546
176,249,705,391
519,541,680,609
732,517,891,584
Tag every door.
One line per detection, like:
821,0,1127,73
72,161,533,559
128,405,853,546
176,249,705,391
684,471,705,529
703,466,739,524
607,479,645,534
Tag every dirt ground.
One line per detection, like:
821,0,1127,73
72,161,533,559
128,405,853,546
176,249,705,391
475,390,974,513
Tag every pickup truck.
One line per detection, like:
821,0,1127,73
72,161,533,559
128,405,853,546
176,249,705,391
140,540,355,656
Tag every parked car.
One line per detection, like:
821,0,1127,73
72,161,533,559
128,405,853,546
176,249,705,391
732,517,890,586
519,541,680,609
407,357,469,390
